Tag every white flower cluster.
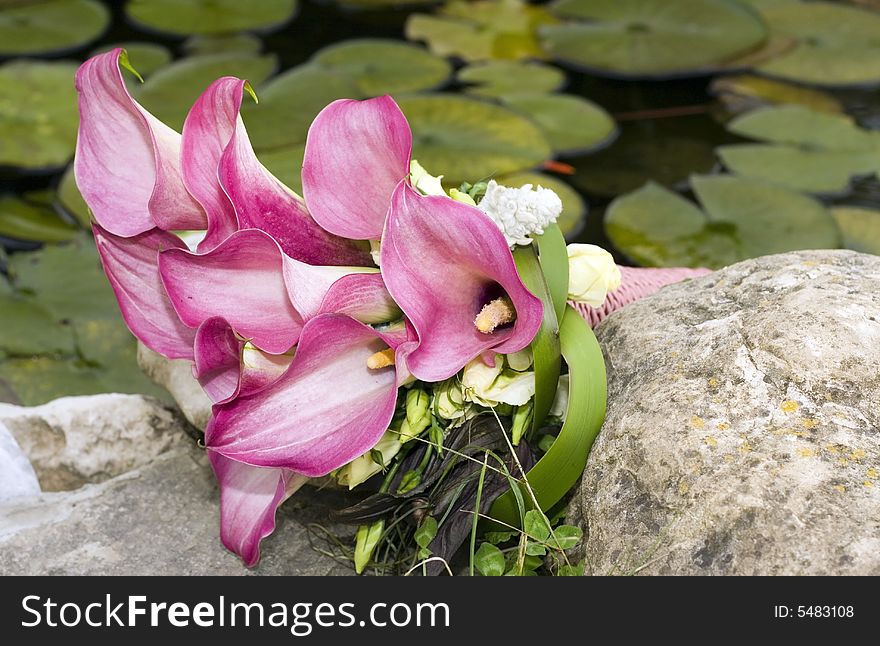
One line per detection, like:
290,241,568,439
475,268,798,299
478,180,563,247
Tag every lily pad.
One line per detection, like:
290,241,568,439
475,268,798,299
570,119,720,198
709,74,844,115
542,0,767,78
397,93,551,184
134,52,278,131
501,93,617,156
1,237,169,406
605,176,840,268
92,42,172,78
756,1,880,87
0,192,77,244
717,106,880,194
242,64,363,153
336,0,440,7
310,39,452,96
831,206,880,255
496,171,586,238
125,0,298,36
56,164,91,227
182,33,263,56
0,60,79,171
0,0,109,56
405,0,558,62
457,61,566,98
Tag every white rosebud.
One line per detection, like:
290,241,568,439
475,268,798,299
409,159,446,196
566,244,621,308
462,354,535,407
433,378,477,427
335,430,402,489
478,180,562,247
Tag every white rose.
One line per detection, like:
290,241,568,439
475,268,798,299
566,244,621,308
461,355,535,407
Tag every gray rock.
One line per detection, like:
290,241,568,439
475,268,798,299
0,394,186,491
0,422,40,501
572,250,880,575
138,342,212,431
0,441,356,575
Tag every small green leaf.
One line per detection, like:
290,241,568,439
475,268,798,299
484,530,517,544
523,509,551,542
557,561,585,576
525,541,547,556
548,525,583,551
414,516,438,549
474,543,506,576
537,434,556,453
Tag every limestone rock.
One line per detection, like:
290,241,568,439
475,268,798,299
0,442,355,575
0,394,186,491
572,250,880,575
138,342,212,430
0,422,40,501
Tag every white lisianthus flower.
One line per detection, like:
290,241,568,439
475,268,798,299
566,243,621,308
409,159,445,196
433,378,477,427
336,430,402,489
478,180,562,247
462,354,535,407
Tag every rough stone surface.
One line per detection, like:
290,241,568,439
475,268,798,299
0,440,356,575
0,421,40,501
138,342,212,431
0,394,185,491
572,250,880,575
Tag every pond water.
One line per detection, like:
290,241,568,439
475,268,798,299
1,0,879,405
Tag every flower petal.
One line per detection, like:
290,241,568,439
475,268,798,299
181,77,242,251
318,272,401,325
208,452,306,567
193,317,242,404
218,110,371,266
92,224,195,360
302,96,412,240
381,182,543,382
159,229,303,354
74,49,205,237
206,314,400,476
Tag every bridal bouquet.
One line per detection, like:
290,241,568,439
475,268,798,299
74,49,703,574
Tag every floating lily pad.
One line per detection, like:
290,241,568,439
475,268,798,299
0,192,77,244
125,0,298,36
501,93,617,156
570,119,720,198
92,42,172,78
56,164,91,227
311,39,451,96
709,74,843,115
336,0,440,7
717,106,880,194
542,0,767,78
457,61,566,98
0,0,109,56
134,52,278,131
257,143,305,195
0,60,79,171
405,0,557,62
605,176,840,268
831,206,880,255
756,1,880,87
182,33,263,56
496,171,586,239
242,64,363,152
397,94,551,184
1,237,169,406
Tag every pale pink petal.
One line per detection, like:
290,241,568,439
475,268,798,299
181,77,242,251
381,182,543,382
318,272,400,325
574,266,712,327
208,453,307,567
206,314,400,476
74,49,205,237
219,113,371,266
281,259,357,321
92,224,195,360
240,346,293,396
159,229,303,354
302,96,412,240
193,317,242,404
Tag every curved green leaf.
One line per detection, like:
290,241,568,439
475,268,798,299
489,305,607,526
534,223,568,324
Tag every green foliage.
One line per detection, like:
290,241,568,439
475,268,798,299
474,542,506,576
0,0,108,56
0,192,78,244
125,0,299,37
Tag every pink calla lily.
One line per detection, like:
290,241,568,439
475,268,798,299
381,182,544,382
75,49,206,237
206,313,413,477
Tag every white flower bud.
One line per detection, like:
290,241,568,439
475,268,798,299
478,180,562,247
566,244,621,308
462,355,535,407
